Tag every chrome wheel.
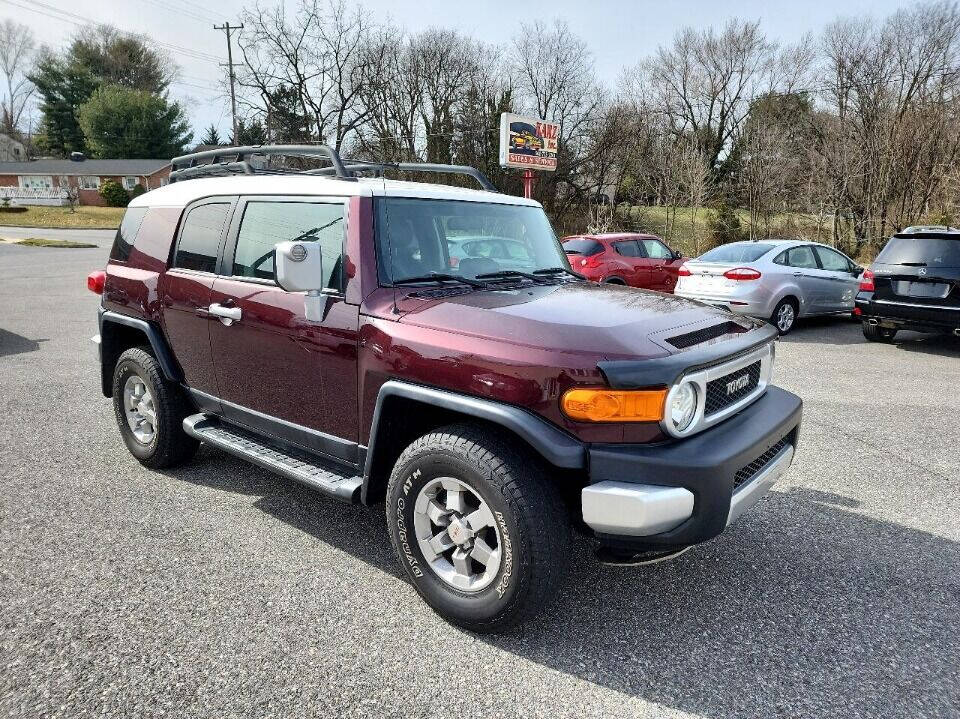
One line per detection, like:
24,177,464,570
776,303,795,332
413,477,502,592
123,375,156,444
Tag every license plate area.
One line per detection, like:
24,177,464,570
893,280,950,299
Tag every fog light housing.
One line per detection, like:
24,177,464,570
668,382,698,433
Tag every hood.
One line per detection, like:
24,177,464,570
395,281,756,360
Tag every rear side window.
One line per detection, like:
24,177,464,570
699,243,774,262
614,240,641,257
174,203,230,273
231,201,345,289
109,207,148,261
876,237,960,267
562,238,602,256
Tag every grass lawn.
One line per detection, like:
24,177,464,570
15,237,99,248
0,206,124,229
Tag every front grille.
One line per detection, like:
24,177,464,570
704,360,762,415
666,321,748,350
733,436,791,491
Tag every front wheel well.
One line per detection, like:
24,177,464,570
361,396,585,506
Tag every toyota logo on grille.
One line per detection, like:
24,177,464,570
726,374,750,395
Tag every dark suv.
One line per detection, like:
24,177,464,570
89,146,803,632
856,226,960,342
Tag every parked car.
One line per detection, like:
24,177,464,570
675,240,863,334
447,235,537,272
855,226,960,342
88,145,802,632
561,233,687,292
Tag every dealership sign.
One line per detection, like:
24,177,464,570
499,113,558,171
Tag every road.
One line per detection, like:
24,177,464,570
1,242,958,719
0,226,116,244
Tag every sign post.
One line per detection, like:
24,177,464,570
499,113,558,198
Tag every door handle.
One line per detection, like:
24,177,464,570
208,303,242,322
793,272,804,277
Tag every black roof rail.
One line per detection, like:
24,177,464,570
167,144,498,192
313,160,497,192
169,144,352,183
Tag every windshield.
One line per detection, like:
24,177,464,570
375,198,568,283
876,236,960,267
698,243,775,263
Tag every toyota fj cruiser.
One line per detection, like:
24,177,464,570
89,146,802,632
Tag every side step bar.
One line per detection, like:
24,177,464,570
183,414,362,503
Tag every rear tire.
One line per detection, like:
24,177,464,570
862,322,897,343
771,298,798,334
112,347,198,469
385,424,570,633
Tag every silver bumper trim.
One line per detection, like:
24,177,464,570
727,444,795,526
581,482,694,536
90,334,101,362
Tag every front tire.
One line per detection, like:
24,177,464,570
386,424,570,632
112,347,198,469
862,322,897,343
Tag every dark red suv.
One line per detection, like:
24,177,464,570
89,146,802,632
562,233,687,292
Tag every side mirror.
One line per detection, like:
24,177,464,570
673,249,683,260
275,240,326,321
853,265,864,276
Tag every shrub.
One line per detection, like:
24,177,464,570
129,183,146,200
99,180,130,207
628,205,642,222
708,202,744,245
0,205,28,213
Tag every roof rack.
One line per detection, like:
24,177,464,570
168,144,498,192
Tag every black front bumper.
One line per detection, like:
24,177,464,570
587,385,803,551
856,292,960,333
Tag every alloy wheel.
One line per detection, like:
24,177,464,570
776,303,795,332
123,374,157,444
413,477,503,592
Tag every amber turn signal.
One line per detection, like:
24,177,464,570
561,388,667,422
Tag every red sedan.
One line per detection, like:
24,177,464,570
562,233,687,293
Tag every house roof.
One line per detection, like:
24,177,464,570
0,159,170,175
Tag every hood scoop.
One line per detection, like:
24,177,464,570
665,321,750,350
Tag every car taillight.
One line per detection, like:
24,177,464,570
581,255,601,269
859,269,875,292
723,267,762,281
87,270,106,294
677,265,692,277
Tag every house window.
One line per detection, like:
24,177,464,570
123,176,138,190
78,176,100,190
19,175,53,190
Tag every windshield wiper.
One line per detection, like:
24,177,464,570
393,272,485,288
474,269,547,283
533,266,586,280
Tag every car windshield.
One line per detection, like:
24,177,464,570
376,197,568,283
876,236,960,267
698,243,775,263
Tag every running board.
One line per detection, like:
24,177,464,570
183,414,362,503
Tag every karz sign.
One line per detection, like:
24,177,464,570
499,113,558,171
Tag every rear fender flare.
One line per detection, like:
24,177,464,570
99,309,182,395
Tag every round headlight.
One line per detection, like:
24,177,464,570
669,382,698,432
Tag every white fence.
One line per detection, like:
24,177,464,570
0,187,70,206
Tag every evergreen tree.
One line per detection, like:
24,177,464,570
79,85,192,158
199,124,222,146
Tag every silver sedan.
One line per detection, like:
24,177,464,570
675,240,863,333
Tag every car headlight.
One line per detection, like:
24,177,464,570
668,381,698,432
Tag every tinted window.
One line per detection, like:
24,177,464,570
562,238,602,256
814,246,852,272
787,246,818,269
614,240,641,257
232,201,345,289
109,206,148,261
174,203,230,272
876,236,960,267
698,243,775,262
641,239,673,260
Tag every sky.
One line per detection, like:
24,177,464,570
4,0,915,142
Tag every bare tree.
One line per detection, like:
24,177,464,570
0,19,35,134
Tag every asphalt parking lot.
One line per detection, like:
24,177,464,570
1,239,958,719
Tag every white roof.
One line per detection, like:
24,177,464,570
129,174,541,209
